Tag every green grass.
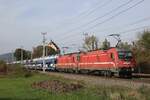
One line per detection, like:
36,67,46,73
0,73,149,100
0,74,99,100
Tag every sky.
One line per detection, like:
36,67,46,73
0,0,150,54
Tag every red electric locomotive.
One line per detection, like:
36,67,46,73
56,47,136,77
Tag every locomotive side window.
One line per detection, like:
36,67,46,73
76,53,80,61
110,53,114,60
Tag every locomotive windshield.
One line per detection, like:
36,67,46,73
118,51,133,60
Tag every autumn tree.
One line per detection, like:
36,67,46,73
133,30,150,73
83,35,99,51
137,30,150,50
32,46,43,58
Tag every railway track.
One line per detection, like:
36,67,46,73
42,71,150,89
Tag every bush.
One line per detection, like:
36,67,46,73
0,60,8,75
138,62,150,74
0,61,34,78
23,69,33,78
8,64,34,78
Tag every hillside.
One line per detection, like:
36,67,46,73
0,53,14,62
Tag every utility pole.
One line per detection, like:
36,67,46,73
45,46,48,56
41,32,47,73
31,47,34,60
11,50,14,63
21,46,23,64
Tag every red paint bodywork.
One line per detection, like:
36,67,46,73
56,48,136,71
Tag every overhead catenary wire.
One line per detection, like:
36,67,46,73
55,0,145,49
61,15,149,46
95,16,150,33
51,0,113,32
77,0,113,18
84,0,145,32
63,25,149,54
79,0,135,31
118,25,150,34
57,0,144,44
60,22,150,51
105,25,150,43
71,0,112,19
58,0,135,40
63,25,150,50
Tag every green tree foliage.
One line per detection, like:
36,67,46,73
101,39,110,50
118,42,132,50
14,48,31,61
83,35,99,51
133,30,150,73
32,45,58,58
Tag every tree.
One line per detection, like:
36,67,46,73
14,48,31,61
118,42,132,50
133,30,150,73
137,30,150,50
32,45,59,58
32,46,43,58
101,39,110,50
83,35,99,51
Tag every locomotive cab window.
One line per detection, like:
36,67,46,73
118,51,133,60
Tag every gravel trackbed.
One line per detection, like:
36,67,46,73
43,72,150,89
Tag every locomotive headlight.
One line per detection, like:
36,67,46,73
131,68,134,71
123,62,131,64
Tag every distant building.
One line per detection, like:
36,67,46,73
48,40,60,54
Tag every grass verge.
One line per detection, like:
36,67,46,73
0,61,149,100
0,73,149,100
